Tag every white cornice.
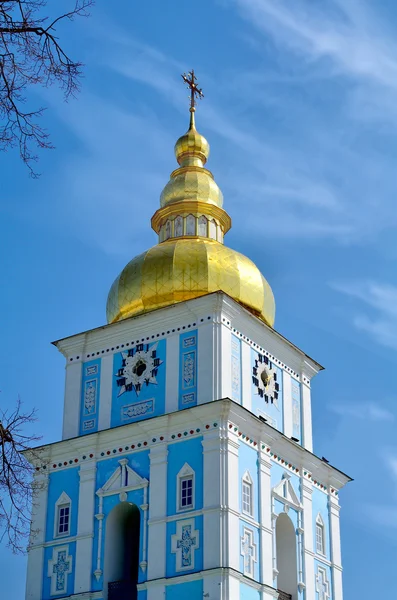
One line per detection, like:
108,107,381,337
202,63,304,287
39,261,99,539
52,293,323,379
30,399,351,491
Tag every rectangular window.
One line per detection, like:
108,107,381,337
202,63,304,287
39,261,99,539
316,523,324,554
57,504,70,536
242,481,252,515
180,476,193,509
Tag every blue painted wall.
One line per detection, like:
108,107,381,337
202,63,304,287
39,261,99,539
312,488,331,560
167,437,203,516
231,334,242,404
42,541,76,599
240,582,261,600
46,468,80,542
165,579,203,600
166,515,203,577
79,358,101,435
178,330,198,409
111,340,166,427
251,349,283,432
238,442,259,521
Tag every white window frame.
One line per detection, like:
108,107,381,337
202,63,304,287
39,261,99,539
177,463,195,512
242,470,253,517
315,513,326,556
54,492,72,539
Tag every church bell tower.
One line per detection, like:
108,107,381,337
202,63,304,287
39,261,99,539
25,71,351,600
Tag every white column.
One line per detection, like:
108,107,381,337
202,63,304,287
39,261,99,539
301,380,313,452
213,321,222,400
147,581,166,600
241,340,252,412
147,445,168,580
226,434,240,571
259,449,273,586
165,335,179,414
202,432,222,569
226,573,240,600
282,371,293,439
98,355,113,431
62,360,82,439
197,322,214,405
301,478,315,599
220,324,232,399
74,461,97,593
329,493,343,600
25,472,49,600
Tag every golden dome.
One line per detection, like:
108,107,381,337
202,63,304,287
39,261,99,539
106,238,275,326
106,78,275,327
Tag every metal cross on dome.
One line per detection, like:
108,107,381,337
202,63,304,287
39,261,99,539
181,69,204,109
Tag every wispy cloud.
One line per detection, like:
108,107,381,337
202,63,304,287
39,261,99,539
329,402,395,422
232,0,397,92
331,281,397,350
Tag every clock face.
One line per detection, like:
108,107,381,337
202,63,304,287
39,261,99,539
252,353,280,408
115,342,163,397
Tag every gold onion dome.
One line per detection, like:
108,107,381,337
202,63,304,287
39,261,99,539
106,72,275,327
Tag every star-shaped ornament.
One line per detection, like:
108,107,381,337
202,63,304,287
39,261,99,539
116,342,163,397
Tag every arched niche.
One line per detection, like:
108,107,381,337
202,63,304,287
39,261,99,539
103,502,140,600
276,512,298,600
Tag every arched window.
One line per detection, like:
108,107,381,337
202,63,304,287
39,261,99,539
165,220,171,240
54,492,72,538
276,513,298,600
242,471,253,516
177,463,195,512
103,502,140,600
174,216,183,237
198,215,208,237
186,214,196,235
209,219,217,240
315,514,325,555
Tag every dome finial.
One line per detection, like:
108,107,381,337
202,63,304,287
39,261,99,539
181,69,203,131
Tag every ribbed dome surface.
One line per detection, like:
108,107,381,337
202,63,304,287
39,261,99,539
106,238,275,326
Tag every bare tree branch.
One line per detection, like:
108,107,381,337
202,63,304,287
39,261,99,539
0,397,42,553
0,0,93,176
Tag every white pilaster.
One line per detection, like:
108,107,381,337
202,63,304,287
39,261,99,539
146,581,166,600
202,431,222,569
302,477,315,599
220,324,232,399
226,433,240,571
301,380,313,452
62,361,82,440
165,335,179,414
197,322,214,405
98,355,113,431
147,445,168,580
227,573,240,600
329,493,343,600
26,472,49,600
259,449,273,586
241,340,252,412
282,371,293,439
74,462,97,594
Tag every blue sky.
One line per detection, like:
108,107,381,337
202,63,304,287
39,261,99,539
1,0,397,596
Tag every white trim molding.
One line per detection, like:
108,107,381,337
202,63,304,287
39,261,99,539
54,492,72,539
47,544,73,596
171,518,200,572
